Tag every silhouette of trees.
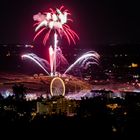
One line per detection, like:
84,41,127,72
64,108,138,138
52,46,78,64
12,83,27,100
0,93,3,100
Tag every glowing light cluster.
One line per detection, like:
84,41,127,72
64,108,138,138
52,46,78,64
33,5,79,45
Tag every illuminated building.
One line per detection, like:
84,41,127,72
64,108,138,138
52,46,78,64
37,96,79,116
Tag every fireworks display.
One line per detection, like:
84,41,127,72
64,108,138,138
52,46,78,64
22,5,100,77
33,5,79,45
64,51,100,74
21,53,50,75
22,51,100,76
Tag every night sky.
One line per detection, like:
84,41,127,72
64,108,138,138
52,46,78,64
0,0,140,48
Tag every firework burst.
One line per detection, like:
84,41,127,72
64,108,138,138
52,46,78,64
33,5,79,45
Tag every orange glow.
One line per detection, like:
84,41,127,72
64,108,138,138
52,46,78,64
131,63,138,68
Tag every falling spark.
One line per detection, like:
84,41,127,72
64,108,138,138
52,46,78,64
21,53,50,75
64,51,100,74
